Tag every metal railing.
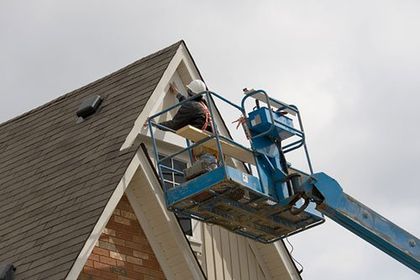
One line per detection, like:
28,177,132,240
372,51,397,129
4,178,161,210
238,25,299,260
147,89,315,194
241,90,313,174
147,90,254,193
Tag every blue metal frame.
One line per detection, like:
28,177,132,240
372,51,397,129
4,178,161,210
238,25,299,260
241,90,313,174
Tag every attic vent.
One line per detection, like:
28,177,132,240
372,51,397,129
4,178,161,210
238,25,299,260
76,95,103,119
0,263,15,280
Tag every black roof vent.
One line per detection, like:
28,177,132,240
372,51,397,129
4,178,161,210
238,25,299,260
76,95,103,119
0,263,15,280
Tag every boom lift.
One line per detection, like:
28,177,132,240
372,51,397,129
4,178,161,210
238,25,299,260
148,89,420,273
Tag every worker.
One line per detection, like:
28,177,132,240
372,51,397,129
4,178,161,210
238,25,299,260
158,80,217,175
158,80,213,133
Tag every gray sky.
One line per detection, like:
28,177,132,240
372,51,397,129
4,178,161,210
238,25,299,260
1,1,419,279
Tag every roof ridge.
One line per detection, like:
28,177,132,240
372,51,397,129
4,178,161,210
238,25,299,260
0,40,184,129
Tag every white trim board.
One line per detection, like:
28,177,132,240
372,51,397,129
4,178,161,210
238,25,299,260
126,149,205,280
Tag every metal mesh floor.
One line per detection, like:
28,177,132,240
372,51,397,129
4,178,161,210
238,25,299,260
167,167,324,243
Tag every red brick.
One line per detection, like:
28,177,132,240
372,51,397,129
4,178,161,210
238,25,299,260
93,261,110,271
127,224,142,233
100,255,117,266
126,270,149,279
98,270,118,280
116,260,126,267
142,259,160,270
110,251,126,261
132,235,147,244
121,210,137,220
126,256,143,266
78,273,92,280
115,245,133,256
143,275,162,280
103,227,116,236
107,221,128,231
114,216,131,225
117,276,137,280
132,250,149,260
99,234,110,242
116,231,133,241
131,266,164,279
125,241,147,251
116,201,132,212
115,260,134,271
85,259,94,268
83,266,101,277
109,236,125,246
98,240,117,251
88,254,100,262
92,247,109,257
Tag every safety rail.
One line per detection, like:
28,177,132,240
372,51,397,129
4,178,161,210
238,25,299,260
241,90,313,174
148,89,315,193
147,90,256,193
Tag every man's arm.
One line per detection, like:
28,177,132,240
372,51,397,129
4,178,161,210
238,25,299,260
169,82,186,102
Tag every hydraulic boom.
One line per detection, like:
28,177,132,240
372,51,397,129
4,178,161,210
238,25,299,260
300,172,419,273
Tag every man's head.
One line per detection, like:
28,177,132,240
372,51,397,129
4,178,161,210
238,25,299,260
186,80,207,97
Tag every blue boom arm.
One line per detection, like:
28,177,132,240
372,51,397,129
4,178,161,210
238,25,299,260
299,172,420,273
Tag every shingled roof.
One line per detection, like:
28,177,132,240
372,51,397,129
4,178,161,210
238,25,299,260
0,41,182,279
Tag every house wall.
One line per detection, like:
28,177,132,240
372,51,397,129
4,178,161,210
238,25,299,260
78,195,165,280
202,224,268,280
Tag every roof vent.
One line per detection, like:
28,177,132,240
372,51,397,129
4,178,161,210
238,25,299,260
0,263,15,280
76,95,103,119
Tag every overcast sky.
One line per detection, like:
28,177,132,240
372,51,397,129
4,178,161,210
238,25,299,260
1,1,419,279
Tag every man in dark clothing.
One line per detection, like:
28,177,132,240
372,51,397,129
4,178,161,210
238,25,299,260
158,80,217,176
159,80,213,133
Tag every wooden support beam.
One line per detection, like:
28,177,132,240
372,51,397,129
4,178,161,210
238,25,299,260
176,125,255,164
244,91,297,116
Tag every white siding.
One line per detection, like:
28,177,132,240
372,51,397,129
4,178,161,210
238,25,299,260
200,223,272,280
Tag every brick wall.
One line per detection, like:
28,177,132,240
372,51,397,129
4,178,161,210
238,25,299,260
78,195,166,280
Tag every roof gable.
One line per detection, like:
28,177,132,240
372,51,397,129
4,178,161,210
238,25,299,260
0,41,182,279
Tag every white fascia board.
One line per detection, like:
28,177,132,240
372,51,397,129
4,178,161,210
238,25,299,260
66,152,142,280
